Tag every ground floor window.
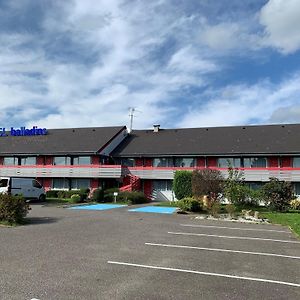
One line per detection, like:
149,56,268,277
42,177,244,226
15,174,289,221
294,183,300,195
153,180,173,191
70,178,90,189
52,178,69,190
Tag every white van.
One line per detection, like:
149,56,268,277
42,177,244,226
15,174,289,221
0,177,46,201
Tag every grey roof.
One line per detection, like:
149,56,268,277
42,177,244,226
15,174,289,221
0,126,126,155
112,124,300,157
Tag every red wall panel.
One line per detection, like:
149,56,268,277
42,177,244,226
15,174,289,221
135,158,143,167
196,157,205,167
207,157,217,167
44,156,53,165
281,157,292,167
143,180,153,200
144,158,153,167
91,155,100,165
268,157,279,168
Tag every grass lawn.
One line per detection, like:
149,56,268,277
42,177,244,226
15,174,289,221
261,212,300,238
154,201,179,207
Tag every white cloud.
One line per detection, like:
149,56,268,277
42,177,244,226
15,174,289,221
259,0,300,54
178,73,300,128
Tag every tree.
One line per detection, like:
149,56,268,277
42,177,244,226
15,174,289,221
192,169,224,202
261,177,295,212
173,171,192,200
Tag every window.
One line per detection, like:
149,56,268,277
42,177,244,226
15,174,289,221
153,158,173,167
153,180,173,191
247,182,263,190
243,157,267,168
294,183,300,195
0,179,8,187
293,157,300,167
120,158,135,167
53,157,71,165
20,157,36,165
52,178,69,189
73,156,91,165
218,158,241,168
174,158,195,167
3,157,18,165
32,180,42,189
70,179,90,189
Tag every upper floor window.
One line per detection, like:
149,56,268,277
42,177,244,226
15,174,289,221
292,157,300,168
3,157,18,165
53,157,71,165
153,158,173,167
73,156,91,165
119,158,135,167
244,157,267,168
20,157,36,165
218,158,241,168
174,158,195,167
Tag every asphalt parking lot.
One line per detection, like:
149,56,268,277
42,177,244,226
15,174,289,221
0,204,299,300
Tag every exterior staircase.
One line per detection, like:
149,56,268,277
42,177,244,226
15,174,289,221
120,174,141,192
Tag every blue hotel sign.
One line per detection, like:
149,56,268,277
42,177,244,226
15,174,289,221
0,126,47,137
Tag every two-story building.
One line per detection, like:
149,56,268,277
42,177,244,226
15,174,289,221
1,123,300,201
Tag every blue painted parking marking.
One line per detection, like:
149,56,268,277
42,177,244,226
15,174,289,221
69,204,127,210
128,206,177,214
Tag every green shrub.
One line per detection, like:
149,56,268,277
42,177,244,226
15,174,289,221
46,190,59,198
57,190,67,199
92,188,104,202
290,199,300,210
70,194,81,204
177,197,202,212
173,171,192,200
103,188,120,202
0,194,29,224
225,203,236,218
261,178,295,212
210,202,221,218
118,191,149,204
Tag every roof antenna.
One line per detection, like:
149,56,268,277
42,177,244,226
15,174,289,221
128,107,141,133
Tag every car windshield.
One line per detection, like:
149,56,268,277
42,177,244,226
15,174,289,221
0,179,8,187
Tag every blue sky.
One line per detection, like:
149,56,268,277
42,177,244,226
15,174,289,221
0,0,300,129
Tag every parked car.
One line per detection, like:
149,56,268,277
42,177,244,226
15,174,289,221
0,177,46,201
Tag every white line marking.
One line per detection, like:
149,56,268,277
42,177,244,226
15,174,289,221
168,232,300,244
107,261,300,288
180,224,289,233
145,242,300,260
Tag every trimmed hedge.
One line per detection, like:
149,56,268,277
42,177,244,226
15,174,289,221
103,188,120,202
70,194,81,204
173,171,192,200
92,188,104,202
0,194,29,224
46,189,90,201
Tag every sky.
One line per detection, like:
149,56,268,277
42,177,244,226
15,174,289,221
0,0,300,130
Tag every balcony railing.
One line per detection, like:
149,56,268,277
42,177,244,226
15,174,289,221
127,166,300,182
0,165,122,178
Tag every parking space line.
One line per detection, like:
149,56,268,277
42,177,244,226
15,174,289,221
107,261,300,288
145,242,300,260
180,224,290,233
168,232,300,244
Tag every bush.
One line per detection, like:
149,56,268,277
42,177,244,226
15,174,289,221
70,194,81,204
210,202,221,218
46,190,59,198
261,178,295,212
177,197,202,212
92,188,104,202
173,171,192,200
0,194,29,224
103,188,120,202
57,190,67,199
290,199,300,210
118,191,149,204
192,169,224,202
225,203,236,218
